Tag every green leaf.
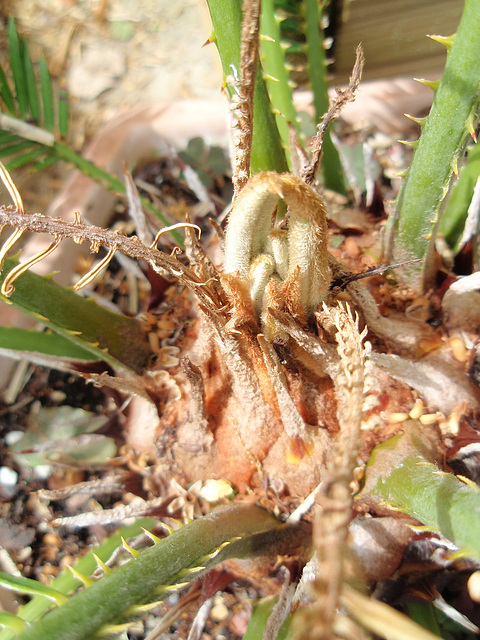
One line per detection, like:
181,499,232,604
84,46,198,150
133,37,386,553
0,326,95,360
406,602,443,638
260,0,301,168
385,0,480,289
0,573,68,605
14,505,288,640
0,612,28,634
39,56,54,132
5,146,48,171
438,141,480,250
9,405,116,468
373,454,480,560
58,89,69,137
0,140,36,158
0,36,180,242
51,140,182,243
0,66,16,115
206,0,288,175
0,258,152,373
8,18,28,120
0,519,156,640
304,0,346,194
242,597,291,640
0,132,22,145
31,154,58,173
184,136,205,161
22,37,41,123
207,144,229,176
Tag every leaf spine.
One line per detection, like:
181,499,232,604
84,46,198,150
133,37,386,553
142,527,162,543
121,536,140,558
176,565,206,578
95,622,135,637
450,156,459,178
93,553,112,576
125,599,164,615
466,110,478,142
262,73,280,83
155,581,191,594
398,139,419,149
414,77,441,91
157,521,175,536
427,33,456,48
67,565,95,587
456,474,479,490
404,113,427,127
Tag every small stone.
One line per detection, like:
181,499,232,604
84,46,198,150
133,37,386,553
199,479,233,502
468,571,480,602
210,599,229,622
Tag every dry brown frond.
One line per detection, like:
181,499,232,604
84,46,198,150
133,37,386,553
302,45,365,186
298,303,368,640
231,0,262,198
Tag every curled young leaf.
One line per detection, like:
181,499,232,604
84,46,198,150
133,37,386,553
223,171,330,323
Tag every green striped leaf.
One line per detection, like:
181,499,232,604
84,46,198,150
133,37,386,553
39,55,54,132
0,66,16,115
22,37,41,123
8,18,28,120
5,146,48,171
58,88,69,137
0,140,36,158
0,326,95,361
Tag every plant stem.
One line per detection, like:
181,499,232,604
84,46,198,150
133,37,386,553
0,519,156,640
384,0,480,290
206,0,288,175
15,505,307,640
259,0,301,167
0,257,152,373
304,0,346,194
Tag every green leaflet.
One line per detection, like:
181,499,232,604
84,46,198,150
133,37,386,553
0,258,152,373
0,518,155,640
259,0,300,167
39,55,54,132
12,505,301,640
438,141,480,251
206,0,288,175
0,612,28,635
8,18,28,121
242,596,291,640
208,0,345,191
0,326,95,361
22,37,40,124
0,574,68,605
303,0,346,194
9,405,116,468
373,454,480,561
0,64,16,115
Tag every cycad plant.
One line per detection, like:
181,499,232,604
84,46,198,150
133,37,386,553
0,1,480,639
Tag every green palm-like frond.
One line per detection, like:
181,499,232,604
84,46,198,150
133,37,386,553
3,18,64,137
0,19,180,240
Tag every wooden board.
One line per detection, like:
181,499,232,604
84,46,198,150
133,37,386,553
332,0,465,81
